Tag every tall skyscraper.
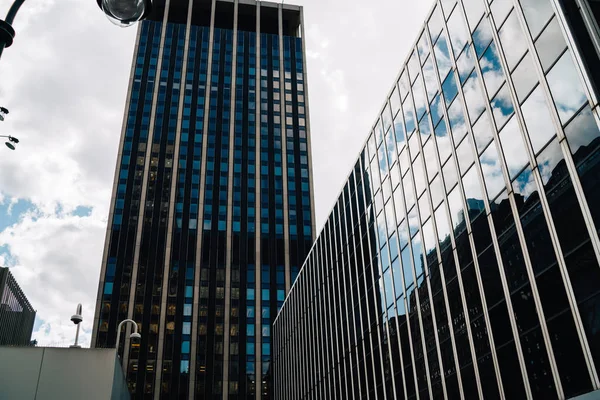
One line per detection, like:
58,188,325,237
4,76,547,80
91,1,315,398
274,0,600,399
0,267,35,346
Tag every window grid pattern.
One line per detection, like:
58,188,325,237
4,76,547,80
274,0,600,399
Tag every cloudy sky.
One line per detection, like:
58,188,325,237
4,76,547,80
0,0,431,347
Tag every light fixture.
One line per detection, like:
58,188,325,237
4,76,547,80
1,135,18,150
0,107,8,122
97,0,151,27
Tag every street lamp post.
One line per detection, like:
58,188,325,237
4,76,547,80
115,319,141,359
0,0,25,62
0,0,150,65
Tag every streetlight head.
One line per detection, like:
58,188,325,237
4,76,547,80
100,0,149,27
0,107,8,121
8,136,19,144
129,332,141,342
5,142,15,150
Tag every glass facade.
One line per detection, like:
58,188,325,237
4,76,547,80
273,0,600,399
0,267,35,346
91,1,314,399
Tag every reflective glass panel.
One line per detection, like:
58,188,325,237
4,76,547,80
409,132,420,161
408,51,420,83
480,141,505,200
473,111,494,154
399,70,410,101
428,5,444,44
423,139,439,181
423,57,439,102
435,204,451,249
418,31,430,63
512,166,537,206
420,115,432,138
490,83,515,130
499,115,529,179
413,155,427,196
423,219,437,257
413,78,428,121
480,42,505,99
419,193,431,223
521,85,555,153
447,7,469,55
431,175,444,208
498,11,529,71
463,166,485,219
463,71,486,123
441,0,457,18
399,148,410,176
408,207,420,238
537,138,564,187
394,185,406,223
437,124,453,163
473,18,493,58
435,34,452,81
448,98,468,143
448,187,465,232
404,99,417,136
391,86,402,118
565,105,600,160
443,157,459,192
394,111,406,152
520,0,555,38
463,0,486,30
431,94,444,128
511,52,538,103
546,50,587,125
382,103,393,133
491,0,513,27
457,136,475,174
535,16,567,72
442,71,459,106
403,173,416,210
457,44,476,84
368,133,377,160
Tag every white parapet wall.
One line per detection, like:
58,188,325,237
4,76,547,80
0,347,129,400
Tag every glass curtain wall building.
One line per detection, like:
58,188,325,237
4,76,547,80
90,1,315,399
274,0,600,399
0,267,35,346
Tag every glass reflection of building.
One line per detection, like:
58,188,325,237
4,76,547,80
273,0,600,399
90,1,315,399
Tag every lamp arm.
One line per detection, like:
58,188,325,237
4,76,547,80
6,0,25,26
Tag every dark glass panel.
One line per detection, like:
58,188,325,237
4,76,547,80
565,106,600,236
478,245,505,308
478,353,501,400
497,341,527,398
520,327,557,399
547,311,593,397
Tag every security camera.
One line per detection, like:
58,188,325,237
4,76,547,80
71,303,83,325
130,332,141,343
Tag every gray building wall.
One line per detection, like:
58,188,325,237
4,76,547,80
0,347,129,400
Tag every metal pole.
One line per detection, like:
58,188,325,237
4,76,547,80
115,318,138,355
0,0,26,62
